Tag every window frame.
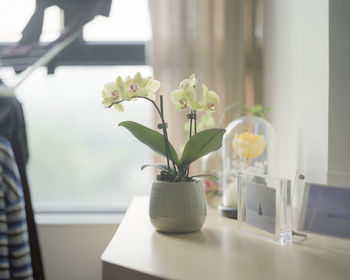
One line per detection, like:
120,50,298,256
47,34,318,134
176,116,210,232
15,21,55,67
0,41,146,68
0,0,147,71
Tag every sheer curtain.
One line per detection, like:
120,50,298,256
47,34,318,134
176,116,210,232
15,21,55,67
148,0,262,165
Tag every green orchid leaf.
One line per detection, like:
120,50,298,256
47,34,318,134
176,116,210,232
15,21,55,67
141,164,176,175
119,121,179,165
190,174,219,182
179,128,225,169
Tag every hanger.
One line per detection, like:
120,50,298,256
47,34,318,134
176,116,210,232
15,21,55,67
0,0,112,97
0,30,80,97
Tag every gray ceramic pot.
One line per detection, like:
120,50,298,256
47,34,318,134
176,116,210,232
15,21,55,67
149,180,207,233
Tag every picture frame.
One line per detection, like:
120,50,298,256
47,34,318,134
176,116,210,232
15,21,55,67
237,172,292,245
292,170,350,253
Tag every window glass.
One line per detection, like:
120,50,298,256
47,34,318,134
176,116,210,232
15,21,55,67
0,2,61,43
40,5,61,43
0,0,152,43
83,0,152,42
16,66,154,211
0,1,35,42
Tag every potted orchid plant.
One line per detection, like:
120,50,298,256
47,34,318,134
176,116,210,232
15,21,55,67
101,72,225,233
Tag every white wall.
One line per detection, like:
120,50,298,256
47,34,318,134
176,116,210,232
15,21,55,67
263,0,329,180
328,0,350,173
38,224,117,280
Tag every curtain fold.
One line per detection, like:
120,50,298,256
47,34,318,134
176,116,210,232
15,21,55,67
149,0,258,171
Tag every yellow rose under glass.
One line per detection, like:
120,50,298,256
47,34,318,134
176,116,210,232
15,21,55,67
221,115,276,218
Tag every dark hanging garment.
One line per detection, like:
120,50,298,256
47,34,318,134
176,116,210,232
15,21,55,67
0,96,45,280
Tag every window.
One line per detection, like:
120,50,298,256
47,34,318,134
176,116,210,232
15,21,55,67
83,0,151,41
0,0,154,212
0,0,152,43
0,1,35,43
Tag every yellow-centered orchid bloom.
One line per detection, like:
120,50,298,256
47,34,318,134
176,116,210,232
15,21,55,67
179,73,197,88
171,88,189,110
124,72,160,101
199,84,220,112
101,80,124,112
122,76,136,101
102,73,160,111
171,74,201,111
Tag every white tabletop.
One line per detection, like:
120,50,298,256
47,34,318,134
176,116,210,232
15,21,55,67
101,196,350,280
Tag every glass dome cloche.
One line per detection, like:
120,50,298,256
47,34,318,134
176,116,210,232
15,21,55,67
221,115,277,218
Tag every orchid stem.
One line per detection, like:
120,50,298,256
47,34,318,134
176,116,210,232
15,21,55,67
189,111,193,139
109,95,178,177
194,110,197,134
159,95,171,175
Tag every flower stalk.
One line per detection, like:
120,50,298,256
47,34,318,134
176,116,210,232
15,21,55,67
102,72,224,182
108,94,177,177
194,110,197,134
187,110,198,139
159,95,173,175
189,113,193,139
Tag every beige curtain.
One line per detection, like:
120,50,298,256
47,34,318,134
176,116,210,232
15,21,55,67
148,0,262,170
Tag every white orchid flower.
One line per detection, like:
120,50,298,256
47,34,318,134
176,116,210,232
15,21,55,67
199,84,220,112
125,72,160,101
171,73,200,111
179,73,197,88
101,80,124,112
101,73,160,111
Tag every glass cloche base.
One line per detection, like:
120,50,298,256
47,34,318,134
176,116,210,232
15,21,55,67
218,204,237,219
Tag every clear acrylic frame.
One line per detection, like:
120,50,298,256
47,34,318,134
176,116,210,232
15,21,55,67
292,169,350,254
237,172,292,245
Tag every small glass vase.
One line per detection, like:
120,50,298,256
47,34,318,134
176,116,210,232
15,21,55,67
200,149,222,208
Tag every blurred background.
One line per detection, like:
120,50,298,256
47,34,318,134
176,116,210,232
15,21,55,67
0,0,265,213
0,0,154,211
1,0,349,279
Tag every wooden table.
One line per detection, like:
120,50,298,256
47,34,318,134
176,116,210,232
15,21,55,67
101,196,350,280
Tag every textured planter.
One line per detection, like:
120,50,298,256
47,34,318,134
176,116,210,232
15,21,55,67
149,180,207,233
